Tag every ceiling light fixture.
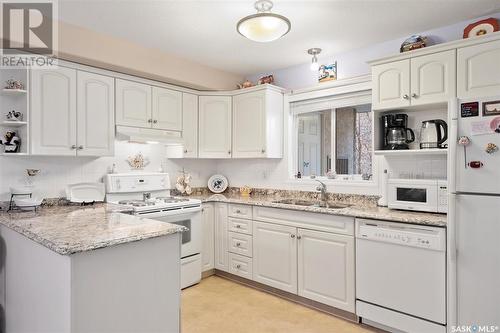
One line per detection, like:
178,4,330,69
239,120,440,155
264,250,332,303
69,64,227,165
308,48,322,71
237,0,291,43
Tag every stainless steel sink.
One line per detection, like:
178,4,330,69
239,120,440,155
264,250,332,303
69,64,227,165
272,199,350,209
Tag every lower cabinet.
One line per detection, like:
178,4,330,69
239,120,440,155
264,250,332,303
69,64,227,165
201,203,214,272
214,203,229,272
297,228,355,312
252,222,298,294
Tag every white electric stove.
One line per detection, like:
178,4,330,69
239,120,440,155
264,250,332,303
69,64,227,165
105,172,202,289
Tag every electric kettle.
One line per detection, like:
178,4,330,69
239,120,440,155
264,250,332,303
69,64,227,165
419,119,448,149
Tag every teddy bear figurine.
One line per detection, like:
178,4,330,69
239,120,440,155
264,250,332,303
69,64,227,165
0,131,21,153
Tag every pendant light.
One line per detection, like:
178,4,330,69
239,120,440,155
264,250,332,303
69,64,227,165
237,0,291,42
308,48,321,71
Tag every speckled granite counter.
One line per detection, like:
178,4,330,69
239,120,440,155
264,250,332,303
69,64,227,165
192,194,447,227
0,203,185,255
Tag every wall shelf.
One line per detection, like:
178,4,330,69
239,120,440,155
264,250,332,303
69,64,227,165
374,148,448,156
1,89,27,95
1,121,28,127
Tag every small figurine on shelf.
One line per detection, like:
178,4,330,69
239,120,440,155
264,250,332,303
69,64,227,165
6,110,23,121
4,78,24,90
176,168,192,195
0,131,21,153
258,74,274,85
237,79,254,89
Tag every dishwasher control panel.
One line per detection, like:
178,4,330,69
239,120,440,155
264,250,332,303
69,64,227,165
356,219,446,251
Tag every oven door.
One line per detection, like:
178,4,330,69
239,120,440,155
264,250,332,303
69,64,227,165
387,180,437,212
139,206,202,258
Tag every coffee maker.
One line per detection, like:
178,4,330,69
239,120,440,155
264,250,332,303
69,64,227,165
382,114,415,150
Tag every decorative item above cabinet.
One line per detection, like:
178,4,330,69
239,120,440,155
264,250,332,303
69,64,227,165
371,50,456,110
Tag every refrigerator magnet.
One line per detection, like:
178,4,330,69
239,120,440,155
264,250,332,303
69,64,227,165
483,100,500,116
461,102,479,117
489,116,500,133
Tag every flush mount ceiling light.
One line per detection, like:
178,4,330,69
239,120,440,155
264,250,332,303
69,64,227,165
308,48,322,71
237,0,291,42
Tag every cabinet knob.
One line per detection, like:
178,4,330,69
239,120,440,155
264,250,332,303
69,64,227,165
411,93,418,98
78,145,84,150
148,119,152,123
236,224,241,228
153,120,158,124
236,209,241,213
236,242,241,247
297,235,302,240
228,150,231,155
403,94,409,100
184,149,188,154
291,234,296,238
236,264,241,269
70,145,77,150
261,149,266,153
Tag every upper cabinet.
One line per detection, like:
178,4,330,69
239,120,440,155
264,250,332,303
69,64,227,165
182,93,199,158
372,59,411,110
31,67,115,156
232,88,283,158
116,79,182,131
372,50,456,110
152,86,182,131
458,39,500,99
198,96,232,158
115,79,151,128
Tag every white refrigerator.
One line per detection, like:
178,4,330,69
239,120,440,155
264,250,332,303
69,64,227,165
449,97,500,329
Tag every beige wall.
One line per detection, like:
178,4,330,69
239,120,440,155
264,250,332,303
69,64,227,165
55,21,242,90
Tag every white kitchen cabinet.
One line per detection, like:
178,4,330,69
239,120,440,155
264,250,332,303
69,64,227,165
115,79,151,128
372,59,410,110
410,50,456,106
30,67,77,155
232,87,283,158
152,86,182,131
76,71,115,156
198,96,232,158
297,228,355,312
201,203,215,272
252,221,297,294
181,93,198,158
214,203,229,272
458,39,500,98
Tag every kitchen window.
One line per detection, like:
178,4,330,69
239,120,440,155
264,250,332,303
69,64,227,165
291,90,373,181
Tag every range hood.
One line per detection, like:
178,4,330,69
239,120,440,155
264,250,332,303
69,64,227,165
115,125,184,146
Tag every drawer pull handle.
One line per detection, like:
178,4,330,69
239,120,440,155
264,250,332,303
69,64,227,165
403,94,409,100
291,234,295,238
236,264,241,269
297,235,302,240
236,209,241,213
236,225,241,228
236,242,241,247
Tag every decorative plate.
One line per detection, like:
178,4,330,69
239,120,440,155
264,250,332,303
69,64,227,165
463,18,499,38
208,175,228,194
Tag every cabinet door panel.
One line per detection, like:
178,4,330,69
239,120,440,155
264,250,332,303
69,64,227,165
77,71,115,156
152,87,182,131
411,50,456,105
372,60,410,110
214,203,229,272
298,229,355,312
198,96,232,158
458,39,500,98
252,222,297,293
232,91,266,158
181,93,198,158
31,67,77,155
115,79,151,128
202,204,215,272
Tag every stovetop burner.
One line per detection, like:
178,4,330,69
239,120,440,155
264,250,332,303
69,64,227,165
118,200,149,207
155,196,190,203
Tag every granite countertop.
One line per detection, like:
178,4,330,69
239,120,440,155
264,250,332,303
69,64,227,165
193,194,447,227
0,203,185,255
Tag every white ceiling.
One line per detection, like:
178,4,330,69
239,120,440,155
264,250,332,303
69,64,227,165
58,0,500,76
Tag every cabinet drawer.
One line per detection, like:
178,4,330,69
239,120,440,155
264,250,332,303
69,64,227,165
228,204,253,219
228,253,253,280
228,217,253,235
228,232,253,257
253,206,354,236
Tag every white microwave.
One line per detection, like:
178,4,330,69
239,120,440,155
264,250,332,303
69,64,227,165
387,179,447,213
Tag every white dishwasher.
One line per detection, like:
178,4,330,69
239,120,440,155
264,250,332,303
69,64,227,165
355,219,446,333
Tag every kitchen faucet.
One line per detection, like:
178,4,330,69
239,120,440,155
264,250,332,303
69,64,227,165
315,180,327,203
